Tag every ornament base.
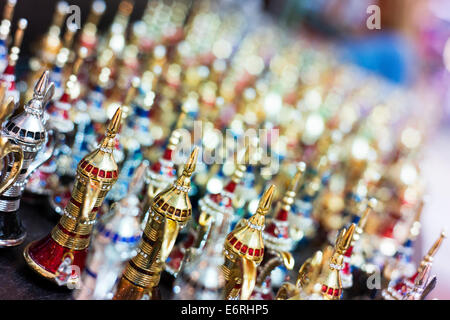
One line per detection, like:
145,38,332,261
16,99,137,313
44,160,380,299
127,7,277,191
0,211,26,247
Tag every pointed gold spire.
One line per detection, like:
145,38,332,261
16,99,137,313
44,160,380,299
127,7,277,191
281,162,306,212
98,107,122,152
337,224,356,254
106,107,122,137
179,146,198,179
253,184,275,218
419,231,446,272
354,197,376,241
72,47,88,76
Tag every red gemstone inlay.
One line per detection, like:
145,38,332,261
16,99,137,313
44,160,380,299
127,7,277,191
327,288,334,295
334,289,340,296
235,241,242,250
86,164,93,172
321,285,327,293
227,233,233,240
99,170,105,178
241,245,248,254
255,249,260,256
230,237,237,245
223,181,237,193
276,209,289,221
248,248,254,255
92,167,98,176
106,171,112,178
163,148,173,160
113,170,118,178
80,161,88,169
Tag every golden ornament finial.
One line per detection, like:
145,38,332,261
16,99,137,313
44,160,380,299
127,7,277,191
355,197,376,236
414,199,425,223
419,231,446,272
98,107,122,151
2,0,17,22
181,146,199,178
231,146,249,183
106,107,122,137
281,162,306,211
13,18,27,48
337,223,356,254
254,184,275,217
72,47,88,75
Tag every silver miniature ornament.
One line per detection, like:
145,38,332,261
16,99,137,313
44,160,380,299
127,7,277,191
0,70,55,247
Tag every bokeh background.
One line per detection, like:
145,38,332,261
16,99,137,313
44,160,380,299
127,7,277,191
3,0,450,299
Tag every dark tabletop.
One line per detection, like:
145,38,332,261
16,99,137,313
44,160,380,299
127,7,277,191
0,194,72,300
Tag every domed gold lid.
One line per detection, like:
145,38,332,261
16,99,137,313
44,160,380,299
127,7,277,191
152,147,199,225
225,185,275,264
78,107,122,182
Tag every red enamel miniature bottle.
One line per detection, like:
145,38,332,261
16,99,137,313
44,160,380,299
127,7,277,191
23,107,122,286
251,163,306,300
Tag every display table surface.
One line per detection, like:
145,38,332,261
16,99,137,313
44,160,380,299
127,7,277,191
0,195,174,300
0,195,365,300
0,196,72,300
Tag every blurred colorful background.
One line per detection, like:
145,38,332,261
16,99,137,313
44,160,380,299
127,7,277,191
4,0,450,299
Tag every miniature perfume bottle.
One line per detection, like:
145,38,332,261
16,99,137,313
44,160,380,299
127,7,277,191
172,234,226,300
341,198,376,289
383,200,424,283
113,147,198,300
23,107,122,285
252,164,306,299
319,224,356,300
382,232,446,300
165,148,249,276
76,0,106,57
402,263,434,300
75,162,146,300
289,157,328,246
49,24,78,101
0,18,27,106
0,71,54,247
0,0,17,74
222,185,275,300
